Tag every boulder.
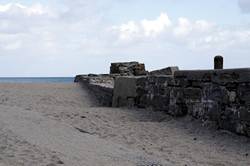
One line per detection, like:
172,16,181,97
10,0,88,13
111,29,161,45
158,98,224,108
110,62,147,76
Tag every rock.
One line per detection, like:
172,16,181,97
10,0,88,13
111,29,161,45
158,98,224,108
175,68,250,84
150,66,179,76
110,62,147,76
47,163,56,166
57,160,64,164
183,88,202,101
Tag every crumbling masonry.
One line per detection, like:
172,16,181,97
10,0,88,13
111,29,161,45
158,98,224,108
75,58,250,137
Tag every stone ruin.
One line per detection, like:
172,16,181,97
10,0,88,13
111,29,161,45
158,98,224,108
75,58,250,137
110,62,148,76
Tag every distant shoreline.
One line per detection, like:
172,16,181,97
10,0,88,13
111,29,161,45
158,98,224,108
0,77,74,83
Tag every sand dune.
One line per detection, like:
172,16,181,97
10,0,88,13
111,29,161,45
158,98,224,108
0,83,249,166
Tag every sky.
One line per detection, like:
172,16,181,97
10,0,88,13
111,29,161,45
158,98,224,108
0,0,249,76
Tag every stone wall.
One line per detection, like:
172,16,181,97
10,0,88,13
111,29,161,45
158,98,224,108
75,61,250,137
173,69,250,136
149,66,179,76
112,69,250,136
74,75,114,107
110,62,147,76
112,76,138,107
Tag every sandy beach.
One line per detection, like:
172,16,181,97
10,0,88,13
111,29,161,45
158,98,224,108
0,83,249,166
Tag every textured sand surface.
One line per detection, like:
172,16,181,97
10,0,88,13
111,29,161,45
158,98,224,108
0,83,249,166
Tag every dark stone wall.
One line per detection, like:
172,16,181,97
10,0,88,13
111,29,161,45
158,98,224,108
110,62,147,76
112,68,250,136
75,66,250,136
75,75,114,107
173,69,250,136
149,66,179,76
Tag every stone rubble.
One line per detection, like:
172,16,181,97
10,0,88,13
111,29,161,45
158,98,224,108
110,62,148,76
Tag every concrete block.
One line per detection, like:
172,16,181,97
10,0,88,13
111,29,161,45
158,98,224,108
112,76,138,107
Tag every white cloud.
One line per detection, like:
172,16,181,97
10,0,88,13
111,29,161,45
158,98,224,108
0,3,54,16
174,18,214,37
112,13,250,52
141,13,172,37
174,17,192,37
118,21,139,40
113,13,216,43
0,1,249,76
113,13,172,40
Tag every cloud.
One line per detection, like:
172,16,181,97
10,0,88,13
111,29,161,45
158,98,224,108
173,17,192,37
112,13,250,52
0,1,106,52
112,13,216,42
174,18,214,37
0,1,249,76
0,3,54,17
141,13,172,37
112,13,172,40
0,1,112,76
238,0,250,13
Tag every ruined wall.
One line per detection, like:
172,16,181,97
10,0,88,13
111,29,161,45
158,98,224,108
112,76,138,107
75,75,114,107
173,69,250,136
112,69,250,136
149,66,179,76
75,60,250,136
110,62,147,76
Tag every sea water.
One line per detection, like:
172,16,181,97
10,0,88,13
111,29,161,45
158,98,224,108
0,77,74,83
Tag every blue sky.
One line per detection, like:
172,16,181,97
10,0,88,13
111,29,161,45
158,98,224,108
0,0,249,76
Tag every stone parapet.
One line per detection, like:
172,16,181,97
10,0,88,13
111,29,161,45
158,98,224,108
75,75,114,107
112,69,250,136
149,66,179,76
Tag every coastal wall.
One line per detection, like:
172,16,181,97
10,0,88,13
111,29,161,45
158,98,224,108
112,69,250,136
75,62,250,136
74,62,148,106
74,75,114,107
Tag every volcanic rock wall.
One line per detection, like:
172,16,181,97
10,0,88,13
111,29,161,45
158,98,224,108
110,62,147,76
75,62,250,136
75,74,114,106
112,69,250,136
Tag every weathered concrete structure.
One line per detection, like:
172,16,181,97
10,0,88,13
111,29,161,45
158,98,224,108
75,60,250,137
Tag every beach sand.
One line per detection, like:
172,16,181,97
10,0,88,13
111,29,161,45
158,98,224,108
0,83,249,166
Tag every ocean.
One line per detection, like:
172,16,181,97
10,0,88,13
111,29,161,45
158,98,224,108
0,77,74,83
